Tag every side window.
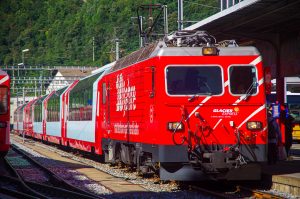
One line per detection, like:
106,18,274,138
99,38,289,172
34,105,37,122
48,100,52,121
102,83,106,104
20,107,24,121
38,104,41,122
229,65,258,95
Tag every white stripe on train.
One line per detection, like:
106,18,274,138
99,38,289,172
237,104,266,129
250,56,262,66
213,119,223,130
186,95,212,120
187,56,263,129
0,76,9,85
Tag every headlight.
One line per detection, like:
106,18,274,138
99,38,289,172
202,47,218,56
246,121,262,130
167,122,184,131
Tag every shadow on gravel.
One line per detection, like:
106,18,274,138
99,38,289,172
15,146,93,170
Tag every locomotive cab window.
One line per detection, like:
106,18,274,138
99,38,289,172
0,86,8,114
229,65,258,95
166,66,223,96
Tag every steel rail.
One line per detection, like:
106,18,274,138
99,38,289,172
189,185,229,198
0,174,103,199
238,186,286,199
4,156,50,199
12,135,137,195
10,144,101,199
0,175,41,199
29,140,118,194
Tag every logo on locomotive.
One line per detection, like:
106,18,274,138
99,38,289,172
116,73,136,114
212,107,240,117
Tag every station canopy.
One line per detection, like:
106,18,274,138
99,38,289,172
186,0,300,77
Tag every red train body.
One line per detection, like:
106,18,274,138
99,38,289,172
15,37,271,180
0,70,10,158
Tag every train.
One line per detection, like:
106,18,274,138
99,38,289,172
14,31,270,181
0,70,10,158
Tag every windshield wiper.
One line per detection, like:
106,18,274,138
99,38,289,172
188,92,212,102
242,82,258,101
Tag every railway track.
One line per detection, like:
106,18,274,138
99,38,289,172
238,186,287,199
3,144,102,199
0,175,39,199
190,184,288,199
10,134,292,199
11,135,147,194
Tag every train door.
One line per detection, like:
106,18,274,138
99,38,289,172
0,84,9,154
63,92,69,145
101,80,111,138
147,65,156,143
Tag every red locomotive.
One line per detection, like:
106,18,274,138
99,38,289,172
15,31,270,180
0,70,10,158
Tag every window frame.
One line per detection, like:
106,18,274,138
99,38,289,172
34,96,46,123
164,64,224,97
228,64,259,96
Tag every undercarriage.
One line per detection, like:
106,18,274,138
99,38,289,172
102,139,262,181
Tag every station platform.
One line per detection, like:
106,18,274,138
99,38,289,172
261,143,300,196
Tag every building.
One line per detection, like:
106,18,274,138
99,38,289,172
46,68,95,94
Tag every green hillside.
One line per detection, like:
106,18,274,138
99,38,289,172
0,0,219,67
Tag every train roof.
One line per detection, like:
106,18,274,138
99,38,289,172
34,94,49,105
151,45,260,57
17,103,27,111
48,86,68,98
91,62,115,74
0,70,8,76
110,41,260,73
73,63,112,84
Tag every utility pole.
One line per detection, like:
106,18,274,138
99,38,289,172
17,63,21,76
139,16,143,48
131,16,144,48
12,75,15,94
163,5,169,37
22,49,29,76
17,93,19,107
113,27,120,61
178,0,183,31
92,36,95,62
41,79,43,95
35,77,37,98
23,87,25,105
115,38,120,61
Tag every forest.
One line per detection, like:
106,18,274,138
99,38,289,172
0,0,219,67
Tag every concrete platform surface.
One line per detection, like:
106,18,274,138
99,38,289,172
262,143,300,196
